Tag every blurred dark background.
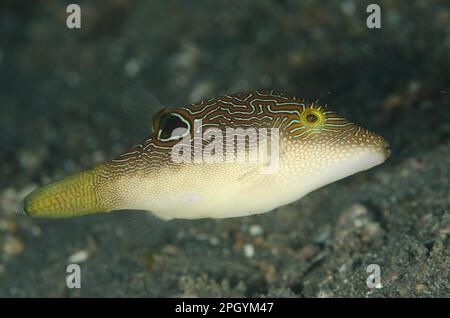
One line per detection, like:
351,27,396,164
0,0,449,297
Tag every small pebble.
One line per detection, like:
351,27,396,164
124,58,141,77
416,283,426,293
64,71,80,88
3,236,24,256
210,237,219,245
0,219,18,232
249,224,263,236
67,250,89,264
340,1,356,16
189,81,213,102
243,244,255,258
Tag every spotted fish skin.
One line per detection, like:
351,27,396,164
23,90,390,219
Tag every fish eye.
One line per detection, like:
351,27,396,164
154,110,190,141
301,109,324,127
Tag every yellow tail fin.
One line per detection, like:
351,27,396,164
23,168,107,218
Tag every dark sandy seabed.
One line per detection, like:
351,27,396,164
0,0,449,297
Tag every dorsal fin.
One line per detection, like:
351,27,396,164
121,85,165,140
121,86,164,120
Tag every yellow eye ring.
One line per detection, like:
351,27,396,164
301,108,324,128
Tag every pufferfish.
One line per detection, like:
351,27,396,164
23,90,390,220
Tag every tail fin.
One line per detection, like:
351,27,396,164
23,168,107,218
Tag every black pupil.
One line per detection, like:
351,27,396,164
159,113,188,140
306,114,318,123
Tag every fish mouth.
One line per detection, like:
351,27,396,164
366,132,391,162
375,135,391,162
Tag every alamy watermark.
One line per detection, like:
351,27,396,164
66,264,81,289
66,3,381,30
66,4,81,29
366,264,382,289
168,120,281,174
366,4,381,29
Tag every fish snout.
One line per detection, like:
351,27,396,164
366,131,391,164
371,132,391,160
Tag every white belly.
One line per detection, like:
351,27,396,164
120,162,307,220
126,163,313,220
